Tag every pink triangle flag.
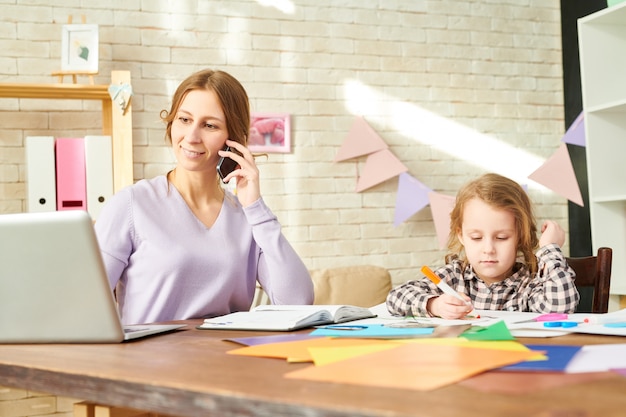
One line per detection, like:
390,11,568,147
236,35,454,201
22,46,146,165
561,112,585,147
394,173,432,226
355,149,408,192
428,192,456,249
334,116,388,162
528,143,584,207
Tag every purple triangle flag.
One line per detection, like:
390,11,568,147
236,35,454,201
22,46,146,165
561,112,585,147
394,173,432,226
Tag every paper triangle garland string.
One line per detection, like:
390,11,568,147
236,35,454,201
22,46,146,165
561,113,586,147
334,116,388,162
355,149,408,192
428,192,456,249
394,173,432,226
561,112,585,148
528,143,584,207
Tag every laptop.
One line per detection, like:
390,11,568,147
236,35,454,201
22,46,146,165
0,210,185,343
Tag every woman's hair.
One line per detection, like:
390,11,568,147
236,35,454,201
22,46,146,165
160,69,250,147
445,173,539,274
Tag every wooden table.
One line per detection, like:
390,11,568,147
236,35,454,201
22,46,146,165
1,320,626,417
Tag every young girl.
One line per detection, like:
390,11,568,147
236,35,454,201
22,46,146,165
386,173,579,319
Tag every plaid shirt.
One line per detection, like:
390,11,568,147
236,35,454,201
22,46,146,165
386,244,580,317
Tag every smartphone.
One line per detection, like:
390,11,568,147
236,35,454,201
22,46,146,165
217,145,241,182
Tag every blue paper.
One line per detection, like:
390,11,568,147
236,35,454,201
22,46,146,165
309,324,434,338
500,344,582,372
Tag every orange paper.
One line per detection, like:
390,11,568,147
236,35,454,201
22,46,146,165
228,337,399,363
285,343,540,391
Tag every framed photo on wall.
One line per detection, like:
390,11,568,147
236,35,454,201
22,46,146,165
61,24,99,72
249,113,291,153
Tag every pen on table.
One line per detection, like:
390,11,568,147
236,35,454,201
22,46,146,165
421,265,476,317
315,325,368,330
582,314,626,325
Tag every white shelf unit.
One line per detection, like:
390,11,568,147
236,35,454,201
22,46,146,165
578,2,626,295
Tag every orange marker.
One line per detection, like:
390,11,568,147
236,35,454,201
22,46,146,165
421,265,474,312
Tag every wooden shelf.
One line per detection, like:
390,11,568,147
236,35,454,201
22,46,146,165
0,83,109,100
0,71,133,193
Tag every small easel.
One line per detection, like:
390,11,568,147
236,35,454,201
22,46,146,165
51,15,98,84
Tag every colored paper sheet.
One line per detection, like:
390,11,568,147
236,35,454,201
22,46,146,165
566,343,626,373
461,320,515,341
500,344,581,372
227,337,398,363
355,149,408,192
528,143,584,207
561,111,585,147
284,343,540,391
308,344,402,366
394,172,432,226
309,324,434,338
226,333,320,346
334,116,388,162
428,191,456,249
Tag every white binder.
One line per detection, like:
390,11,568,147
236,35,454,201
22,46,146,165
84,135,114,220
25,136,57,212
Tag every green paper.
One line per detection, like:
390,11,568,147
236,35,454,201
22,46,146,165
461,320,514,341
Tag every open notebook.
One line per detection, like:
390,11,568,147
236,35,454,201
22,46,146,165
0,210,185,343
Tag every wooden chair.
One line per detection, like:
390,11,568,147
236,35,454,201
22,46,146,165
566,247,612,314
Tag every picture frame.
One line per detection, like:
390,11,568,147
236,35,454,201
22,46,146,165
61,24,99,72
248,112,291,153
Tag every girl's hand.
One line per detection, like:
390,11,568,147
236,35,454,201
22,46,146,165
427,294,473,319
219,140,260,207
539,220,566,248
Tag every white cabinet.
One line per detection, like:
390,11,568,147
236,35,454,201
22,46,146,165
578,3,626,294
0,71,133,195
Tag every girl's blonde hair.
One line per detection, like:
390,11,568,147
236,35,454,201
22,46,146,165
445,173,539,274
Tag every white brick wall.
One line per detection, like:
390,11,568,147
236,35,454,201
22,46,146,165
0,0,567,413
0,0,567,284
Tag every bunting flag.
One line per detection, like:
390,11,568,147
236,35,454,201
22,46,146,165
428,192,456,249
355,149,408,192
394,173,432,226
334,116,388,162
528,143,584,207
335,115,586,227
561,112,585,147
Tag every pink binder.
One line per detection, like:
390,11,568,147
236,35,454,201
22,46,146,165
55,138,87,211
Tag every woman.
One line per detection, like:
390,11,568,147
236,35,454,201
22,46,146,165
95,69,313,325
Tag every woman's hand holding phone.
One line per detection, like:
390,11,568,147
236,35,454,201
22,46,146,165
217,140,260,207
217,145,241,182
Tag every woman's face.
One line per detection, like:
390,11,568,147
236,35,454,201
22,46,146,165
457,198,518,285
170,89,228,174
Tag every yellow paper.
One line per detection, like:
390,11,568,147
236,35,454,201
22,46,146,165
285,343,541,391
308,344,401,366
228,337,398,362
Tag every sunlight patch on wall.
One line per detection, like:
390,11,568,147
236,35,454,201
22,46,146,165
255,0,296,14
342,79,548,190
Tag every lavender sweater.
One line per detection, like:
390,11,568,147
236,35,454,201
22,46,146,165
94,176,314,325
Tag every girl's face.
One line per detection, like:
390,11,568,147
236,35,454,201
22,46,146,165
457,198,518,285
170,89,228,174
